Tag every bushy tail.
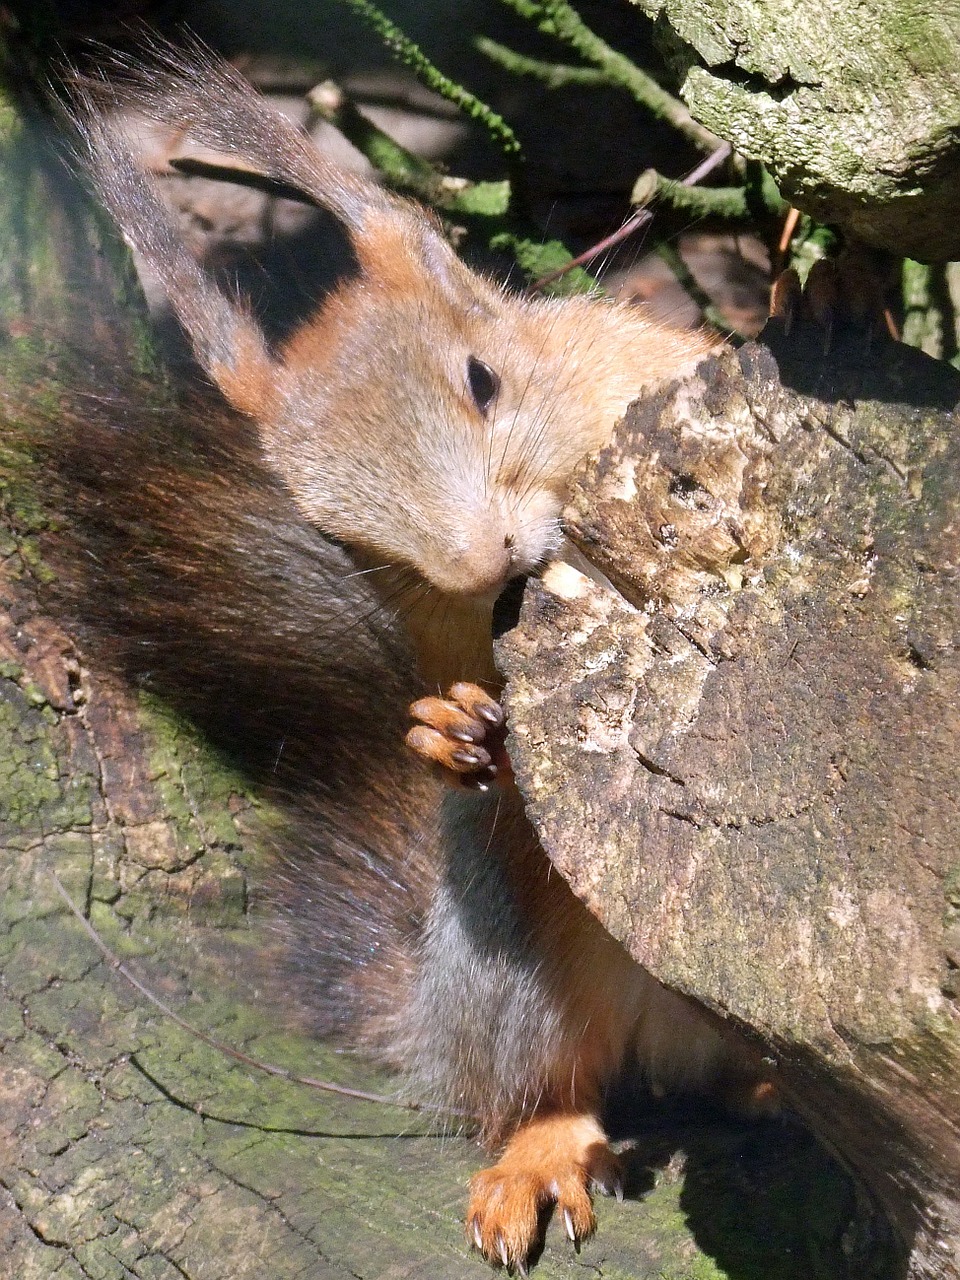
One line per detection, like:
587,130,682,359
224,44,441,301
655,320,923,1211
32,361,439,1042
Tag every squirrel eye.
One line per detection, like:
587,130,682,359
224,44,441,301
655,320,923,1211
467,356,500,416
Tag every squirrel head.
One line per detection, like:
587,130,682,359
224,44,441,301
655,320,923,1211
257,202,596,599
72,45,710,602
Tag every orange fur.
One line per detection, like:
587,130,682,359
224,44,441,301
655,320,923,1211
468,1112,621,1266
211,325,278,419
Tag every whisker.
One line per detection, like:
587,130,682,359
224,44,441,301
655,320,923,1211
495,303,564,482
341,562,395,580
312,571,428,649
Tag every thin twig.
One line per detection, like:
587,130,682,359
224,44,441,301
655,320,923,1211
777,206,802,257
655,241,746,343
336,0,521,158
49,867,473,1119
168,157,318,206
475,37,607,89
532,141,732,291
306,81,510,217
649,172,749,221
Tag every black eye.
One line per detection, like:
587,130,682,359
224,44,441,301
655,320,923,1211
467,356,500,416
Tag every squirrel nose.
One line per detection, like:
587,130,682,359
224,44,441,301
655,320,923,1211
427,531,517,598
461,543,516,597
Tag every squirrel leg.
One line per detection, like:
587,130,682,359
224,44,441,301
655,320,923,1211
467,1111,622,1272
406,681,511,788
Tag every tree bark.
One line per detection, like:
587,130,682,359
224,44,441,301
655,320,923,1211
497,318,960,1279
630,0,960,262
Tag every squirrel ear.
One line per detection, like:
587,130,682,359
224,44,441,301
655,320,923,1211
69,42,389,231
350,204,467,300
205,318,278,418
70,80,280,418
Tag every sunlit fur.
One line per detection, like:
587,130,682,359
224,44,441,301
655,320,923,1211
72,53,713,684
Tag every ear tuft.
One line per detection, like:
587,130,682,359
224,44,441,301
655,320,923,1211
68,56,281,417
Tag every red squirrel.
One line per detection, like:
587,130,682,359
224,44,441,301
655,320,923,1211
64,47,777,1272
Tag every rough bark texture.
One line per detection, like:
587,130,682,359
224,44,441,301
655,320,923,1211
497,320,960,1279
630,0,960,262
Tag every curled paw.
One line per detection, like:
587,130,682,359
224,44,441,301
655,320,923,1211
466,1113,623,1272
406,681,508,789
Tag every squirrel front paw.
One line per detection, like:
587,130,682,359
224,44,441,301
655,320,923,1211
406,681,510,790
467,1113,623,1273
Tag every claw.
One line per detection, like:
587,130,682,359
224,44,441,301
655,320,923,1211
497,1234,510,1268
467,1114,619,1268
471,1218,483,1251
594,1174,624,1202
408,683,507,787
562,1207,576,1242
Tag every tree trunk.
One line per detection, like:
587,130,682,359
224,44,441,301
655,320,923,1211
630,0,960,262
498,317,960,1279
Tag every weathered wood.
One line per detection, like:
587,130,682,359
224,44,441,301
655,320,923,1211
498,320,960,1278
631,0,960,261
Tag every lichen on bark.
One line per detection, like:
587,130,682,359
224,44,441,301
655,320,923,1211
630,0,960,260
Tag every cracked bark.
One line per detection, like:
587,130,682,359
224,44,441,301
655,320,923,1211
497,320,960,1279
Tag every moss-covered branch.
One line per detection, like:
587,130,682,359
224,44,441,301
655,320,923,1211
335,0,522,158
474,36,607,89
496,0,720,151
306,80,510,217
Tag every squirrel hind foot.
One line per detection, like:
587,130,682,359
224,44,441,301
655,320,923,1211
467,1112,622,1270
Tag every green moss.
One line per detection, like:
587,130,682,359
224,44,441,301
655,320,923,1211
490,231,597,295
0,679,95,843
0,417,61,587
119,691,287,925
0,93,20,145
33,1070,103,1153
137,691,254,846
